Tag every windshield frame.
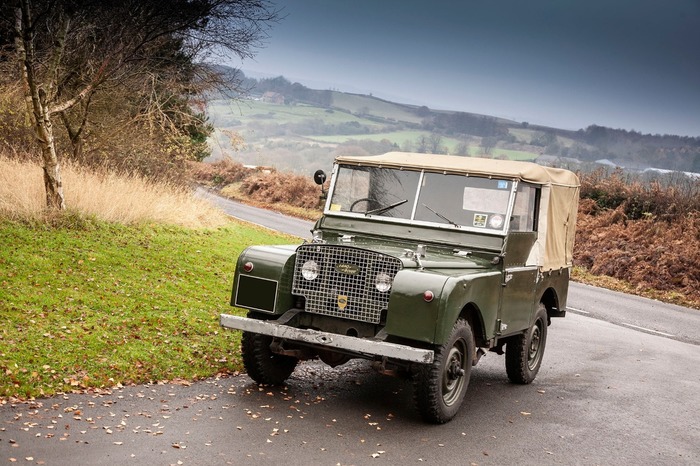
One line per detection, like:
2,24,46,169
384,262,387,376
324,163,518,235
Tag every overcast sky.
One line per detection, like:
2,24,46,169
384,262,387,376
227,0,700,137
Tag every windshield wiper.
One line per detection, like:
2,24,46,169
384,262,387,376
422,203,460,227
365,199,408,216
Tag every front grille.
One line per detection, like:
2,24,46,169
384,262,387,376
292,244,402,324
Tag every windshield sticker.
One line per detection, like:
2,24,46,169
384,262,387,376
330,204,342,211
463,187,510,212
498,180,509,189
473,213,488,228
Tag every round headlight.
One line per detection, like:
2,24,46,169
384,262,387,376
375,272,393,292
301,260,320,280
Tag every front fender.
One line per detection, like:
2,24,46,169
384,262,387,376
384,270,449,344
231,245,298,314
434,272,502,345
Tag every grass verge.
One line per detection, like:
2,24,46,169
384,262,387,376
0,157,229,228
572,267,699,310
0,219,298,400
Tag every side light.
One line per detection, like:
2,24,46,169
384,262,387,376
242,262,254,273
423,290,435,302
301,260,320,280
375,272,393,292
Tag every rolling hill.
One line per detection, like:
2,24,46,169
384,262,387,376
206,72,700,177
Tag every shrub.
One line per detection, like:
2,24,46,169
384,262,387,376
187,158,250,186
579,168,700,221
239,171,321,209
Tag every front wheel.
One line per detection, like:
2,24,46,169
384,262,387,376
241,332,298,385
413,319,474,424
505,303,548,384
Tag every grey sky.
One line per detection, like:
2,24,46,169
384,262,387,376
227,0,700,137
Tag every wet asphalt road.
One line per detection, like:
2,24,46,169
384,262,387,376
1,314,699,465
2,191,698,465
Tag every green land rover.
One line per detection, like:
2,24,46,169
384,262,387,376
221,152,580,423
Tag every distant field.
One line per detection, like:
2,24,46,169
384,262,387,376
329,92,424,124
508,127,578,149
492,148,540,161
207,99,385,129
508,127,534,143
207,94,542,171
308,131,464,153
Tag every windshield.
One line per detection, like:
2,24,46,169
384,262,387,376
329,166,419,219
328,164,515,231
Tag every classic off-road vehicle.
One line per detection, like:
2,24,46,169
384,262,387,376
221,152,579,423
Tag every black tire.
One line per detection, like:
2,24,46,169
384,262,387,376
241,332,297,385
505,303,548,384
413,319,474,424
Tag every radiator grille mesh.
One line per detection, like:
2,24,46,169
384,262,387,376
292,244,402,324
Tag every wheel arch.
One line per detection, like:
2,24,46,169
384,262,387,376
458,302,488,347
540,287,560,323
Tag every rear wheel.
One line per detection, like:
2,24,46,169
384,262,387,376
241,332,297,385
413,319,474,424
505,303,548,384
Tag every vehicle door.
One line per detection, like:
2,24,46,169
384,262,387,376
498,183,540,335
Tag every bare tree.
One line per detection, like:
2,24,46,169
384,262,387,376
455,140,470,156
428,133,445,154
480,136,498,155
7,0,279,210
415,135,428,153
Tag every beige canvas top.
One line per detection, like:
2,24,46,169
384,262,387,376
334,152,580,270
335,152,580,187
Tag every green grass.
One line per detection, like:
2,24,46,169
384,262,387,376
491,148,539,161
0,219,298,399
309,130,426,145
309,131,467,152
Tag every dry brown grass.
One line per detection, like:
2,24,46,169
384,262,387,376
574,198,700,309
0,156,230,228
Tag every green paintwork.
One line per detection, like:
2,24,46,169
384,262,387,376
227,156,578,360
229,228,572,346
231,245,297,314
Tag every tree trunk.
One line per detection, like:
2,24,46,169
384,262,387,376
16,1,66,210
37,96,66,210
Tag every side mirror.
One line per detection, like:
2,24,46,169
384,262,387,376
313,170,326,185
313,170,327,207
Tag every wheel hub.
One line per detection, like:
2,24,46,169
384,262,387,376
528,325,542,368
447,358,465,381
442,343,467,406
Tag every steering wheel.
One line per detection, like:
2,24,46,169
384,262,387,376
350,197,375,212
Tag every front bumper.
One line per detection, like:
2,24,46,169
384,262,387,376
220,313,434,364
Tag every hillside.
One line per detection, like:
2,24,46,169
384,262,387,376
206,72,700,176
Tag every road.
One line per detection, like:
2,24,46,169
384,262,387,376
1,191,698,465
1,315,698,465
197,188,315,239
